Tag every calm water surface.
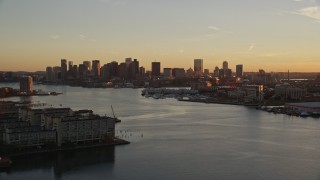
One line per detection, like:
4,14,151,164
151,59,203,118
1,83,320,180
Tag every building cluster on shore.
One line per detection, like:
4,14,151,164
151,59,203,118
0,101,124,157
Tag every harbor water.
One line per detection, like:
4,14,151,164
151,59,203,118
1,83,320,180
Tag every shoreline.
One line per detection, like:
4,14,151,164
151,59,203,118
4,138,130,158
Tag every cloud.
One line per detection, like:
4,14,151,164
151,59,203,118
208,26,220,31
295,6,320,21
50,35,60,39
80,34,86,40
249,43,255,51
178,49,184,54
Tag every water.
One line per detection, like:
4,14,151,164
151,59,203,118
1,83,320,180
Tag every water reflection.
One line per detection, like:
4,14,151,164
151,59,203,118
9,146,115,179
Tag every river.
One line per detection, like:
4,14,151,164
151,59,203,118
1,83,320,180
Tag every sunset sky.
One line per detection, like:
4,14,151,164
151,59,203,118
0,0,320,72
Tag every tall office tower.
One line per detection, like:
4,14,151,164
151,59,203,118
129,59,139,80
139,66,145,76
118,63,127,80
151,62,161,76
78,64,85,79
92,60,100,79
83,61,91,71
194,59,203,74
163,68,172,78
236,64,243,78
214,66,219,77
110,61,119,78
72,65,78,79
53,66,61,81
125,58,132,67
46,66,53,82
20,76,33,94
68,61,73,72
61,59,67,80
223,61,228,70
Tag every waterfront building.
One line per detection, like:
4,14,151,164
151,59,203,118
236,64,243,78
46,113,115,147
20,108,72,126
20,76,33,94
194,59,203,75
61,59,68,80
275,84,306,100
285,102,320,113
152,62,161,77
241,85,264,102
3,126,56,147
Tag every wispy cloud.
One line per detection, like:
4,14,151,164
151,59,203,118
294,6,320,21
249,43,255,51
50,35,60,39
80,34,86,40
208,26,220,31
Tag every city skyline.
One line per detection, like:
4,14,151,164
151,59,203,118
1,0,320,72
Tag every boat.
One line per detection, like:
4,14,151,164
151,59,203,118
0,156,12,169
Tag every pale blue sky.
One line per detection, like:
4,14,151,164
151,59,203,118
1,0,320,71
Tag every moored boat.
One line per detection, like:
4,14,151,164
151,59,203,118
0,156,12,168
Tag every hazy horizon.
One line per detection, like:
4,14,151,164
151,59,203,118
1,0,320,72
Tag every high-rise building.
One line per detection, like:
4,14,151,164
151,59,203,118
61,59,67,80
223,61,228,70
139,66,145,76
152,62,161,76
46,66,53,82
68,61,73,72
83,61,91,71
172,68,185,78
214,66,219,77
163,68,172,78
20,76,33,94
92,60,100,79
129,59,139,80
236,64,243,78
194,59,203,74
118,63,127,80
125,58,132,67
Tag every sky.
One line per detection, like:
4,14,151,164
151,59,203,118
0,0,320,72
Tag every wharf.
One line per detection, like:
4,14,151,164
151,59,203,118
4,138,130,158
